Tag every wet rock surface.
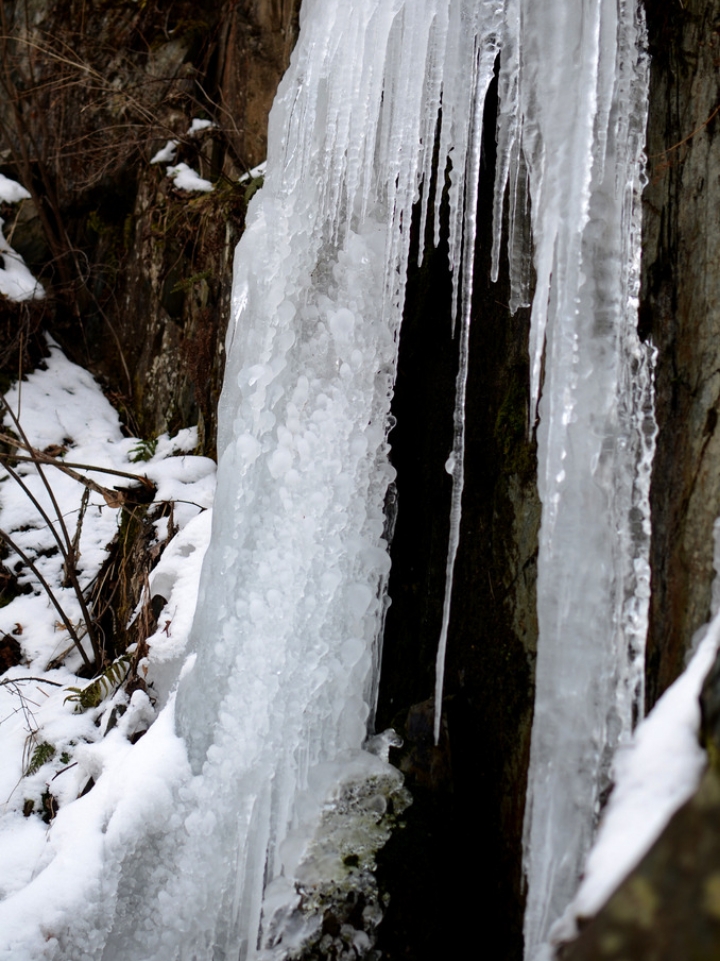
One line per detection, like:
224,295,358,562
643,0,720,708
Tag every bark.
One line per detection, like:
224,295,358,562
0,0,301,456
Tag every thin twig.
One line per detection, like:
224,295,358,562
0,676,63,687
0,443,155,488
0,423,102,662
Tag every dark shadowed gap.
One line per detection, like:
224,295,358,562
374,68,539,961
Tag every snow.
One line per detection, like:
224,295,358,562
0,342,215,959
149,140,178,164
0,220,44,301
0,174,31,204
166,162,214,193
238,162,267,184
187,118,214,136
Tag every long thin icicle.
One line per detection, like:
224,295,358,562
433,34,498,742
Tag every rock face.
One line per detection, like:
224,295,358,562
0,0,300,455
558,767,720,961
643,0,720,708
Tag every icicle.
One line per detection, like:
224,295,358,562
433,32,498,742
80,4,507,959
515,1,651,957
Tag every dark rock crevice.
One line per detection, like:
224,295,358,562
374,73,539,961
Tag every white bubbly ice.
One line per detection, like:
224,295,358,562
89,2,507,958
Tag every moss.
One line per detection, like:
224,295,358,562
171,271,212,295
122,213,135,252
494,379,534,475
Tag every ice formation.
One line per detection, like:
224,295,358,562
91,3,508,959
510,3,654,955
0,1,651,958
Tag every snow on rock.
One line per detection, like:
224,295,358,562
149,139,179,164
166,162,213,192
238,162,267,184
0,220,44,301
0,698,190,961
0,174,31,204
187,118,214,136
549,614,720,948
0,341,216,961
142,509,213,704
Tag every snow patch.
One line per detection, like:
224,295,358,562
149,140,178,164
0,174,31,204
0,220,44,301
166,163,213,193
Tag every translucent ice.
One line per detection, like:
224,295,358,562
503,2,654,957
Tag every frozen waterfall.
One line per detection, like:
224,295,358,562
51,1,652,959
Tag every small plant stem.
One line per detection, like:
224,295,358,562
0,440,155,486
67,488,90,585
0,397,75,555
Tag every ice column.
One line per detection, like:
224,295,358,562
95,4,504,960
493,2,654,957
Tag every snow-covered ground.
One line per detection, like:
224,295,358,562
0,342,214,948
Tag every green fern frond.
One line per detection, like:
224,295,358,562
64,654,131,711
129,437,158,463
25,741,55,776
